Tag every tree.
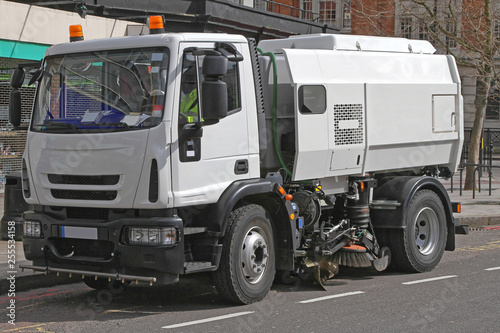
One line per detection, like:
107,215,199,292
352,0,500,190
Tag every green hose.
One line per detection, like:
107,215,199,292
257,48,292,177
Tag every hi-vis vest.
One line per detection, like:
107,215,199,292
180,89,198,122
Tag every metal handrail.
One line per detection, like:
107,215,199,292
453,163,500,198
462,127,500,165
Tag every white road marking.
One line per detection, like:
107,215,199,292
402,275,457,285
162,311,255,329
298,291,365,304
485,266,500,271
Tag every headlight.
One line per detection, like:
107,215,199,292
127,227,178,246
23,221,42,238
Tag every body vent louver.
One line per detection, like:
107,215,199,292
149,159,159,203
22,159,30,198
334,104,364,145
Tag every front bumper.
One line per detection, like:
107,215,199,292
21,211,185,285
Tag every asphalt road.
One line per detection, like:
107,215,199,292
1,229,499,333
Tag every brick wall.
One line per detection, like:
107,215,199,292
351,0,395,36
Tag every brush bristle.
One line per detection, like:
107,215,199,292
332,250,372,268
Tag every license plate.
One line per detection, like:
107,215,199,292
61,226,98,240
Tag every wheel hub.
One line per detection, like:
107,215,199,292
241,227,269,284
414,207,439,255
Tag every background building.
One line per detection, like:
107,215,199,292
350,0,500,133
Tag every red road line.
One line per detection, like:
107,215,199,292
0,290,72,304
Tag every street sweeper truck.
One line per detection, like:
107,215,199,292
10,16,464,304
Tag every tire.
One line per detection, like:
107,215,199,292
390,190,447,273
213,204,275,305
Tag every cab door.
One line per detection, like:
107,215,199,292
171,43,253,207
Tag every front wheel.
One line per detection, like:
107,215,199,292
213,204,275,304
390,190,447,272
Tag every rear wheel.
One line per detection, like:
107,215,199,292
391,190,447,272
213,204,275,304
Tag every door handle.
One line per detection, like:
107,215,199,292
234,159,248,175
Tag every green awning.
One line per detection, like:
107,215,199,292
0,40,50,61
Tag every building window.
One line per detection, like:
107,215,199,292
418,20,428,40
477,79,500,120
254,0,267,11
343,0,351,28
301,0,314,21
486,93,500,120
401,17,413,39
300,0,349,28
495,20,500,41
320,1,336,26
445,18,457,48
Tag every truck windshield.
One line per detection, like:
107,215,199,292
32,47,169,133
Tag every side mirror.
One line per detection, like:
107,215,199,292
9,89,22,128
201,55,228,122
10,68,25,89
202,54,227,77
9,68,25,128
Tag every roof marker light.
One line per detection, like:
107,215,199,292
69,25,84,42
149,16,165,34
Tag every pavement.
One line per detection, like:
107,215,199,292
1,160,500,294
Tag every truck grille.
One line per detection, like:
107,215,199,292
48,174,120,185
51,189,117,201
66,207,109,220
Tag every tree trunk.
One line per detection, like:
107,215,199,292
464,74,492,190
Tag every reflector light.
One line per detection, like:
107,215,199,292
452,202,461,213
285,194,293,201
69,25,84,42
278,186,286,196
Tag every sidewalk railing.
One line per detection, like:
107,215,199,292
452,163,500,198
462,127,500,164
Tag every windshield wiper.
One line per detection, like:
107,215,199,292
40,122,79,133
102,122,131,129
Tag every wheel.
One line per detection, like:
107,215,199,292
390,190,447,272
213,204,275,304
83,277,129,294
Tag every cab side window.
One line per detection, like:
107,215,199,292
179,53,200,123
223,60,241,112
179,52,241,126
